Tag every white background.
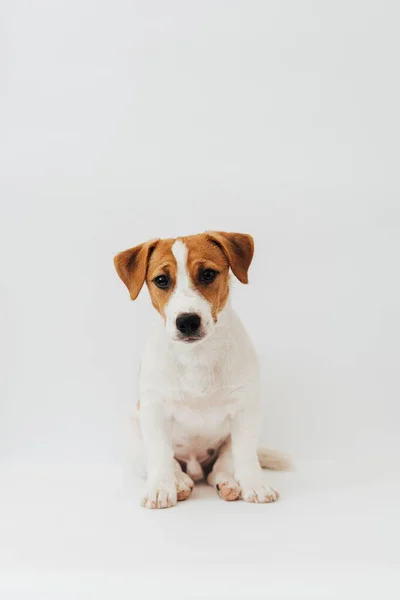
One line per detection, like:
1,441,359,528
1,1,399,598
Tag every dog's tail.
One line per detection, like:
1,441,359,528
257,448,292,471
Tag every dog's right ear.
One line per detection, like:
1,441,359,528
114,239,159,300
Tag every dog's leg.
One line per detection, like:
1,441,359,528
132,409,194,505
140,402,179,509
207,438,241,501
231,406,279,503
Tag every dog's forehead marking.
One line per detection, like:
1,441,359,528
172,240,191,294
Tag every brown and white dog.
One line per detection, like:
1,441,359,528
114,231,288,509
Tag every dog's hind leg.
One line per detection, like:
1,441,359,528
173,459,194,501
207,438,241,501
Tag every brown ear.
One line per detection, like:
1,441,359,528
114,239,159,300
207,231,254,283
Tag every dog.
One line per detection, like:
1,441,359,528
114,231,289,509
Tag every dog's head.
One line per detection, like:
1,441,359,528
114,232,254,344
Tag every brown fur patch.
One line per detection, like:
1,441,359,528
146,238,177,317
181,234,231,321
114,231,254,321
207,231,254,284
114,239,159,300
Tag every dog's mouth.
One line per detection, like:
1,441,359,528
173,328,208,344
175,334,205,344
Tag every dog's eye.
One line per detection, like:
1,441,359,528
153,275,170,289
200,269,217,284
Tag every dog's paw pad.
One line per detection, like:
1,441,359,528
216,479,241,501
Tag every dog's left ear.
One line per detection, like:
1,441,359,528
207,231,254,283
114,239,159,300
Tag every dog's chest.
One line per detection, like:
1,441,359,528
164,350,237,458
169,397,232,465
172,356,220,396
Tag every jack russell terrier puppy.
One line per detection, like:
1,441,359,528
114,231,289,509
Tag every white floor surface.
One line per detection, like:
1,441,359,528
0,458,398,599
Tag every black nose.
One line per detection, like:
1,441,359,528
176,313,201,336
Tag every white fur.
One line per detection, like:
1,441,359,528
136,240,279,508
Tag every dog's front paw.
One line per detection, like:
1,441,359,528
240,480,279,503
141,477,178,509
